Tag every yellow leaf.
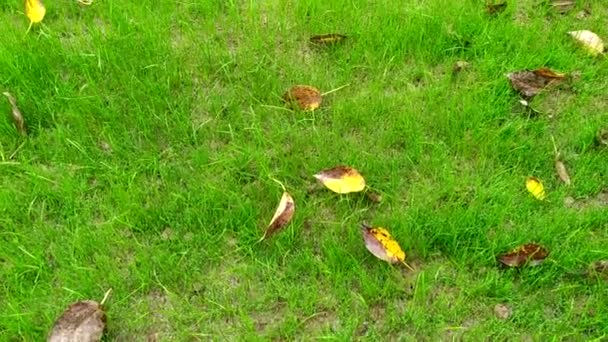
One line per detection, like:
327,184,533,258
25,0,46,24
361,224,413,270
526,176,546,200
260,192,295,241
568,30,604,56
314,166,366,194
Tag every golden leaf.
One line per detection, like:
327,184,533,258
283,85,322,111
260,192,295,241
25,0,46,24
2,92,27,136
568,30,604,56
361,224,413,270
314,166,366,194
555,160,571,186
309,34,347,45
525,176,546,200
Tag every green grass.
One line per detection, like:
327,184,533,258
1,0,607,340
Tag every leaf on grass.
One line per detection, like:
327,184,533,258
526,176,546,200
2,92,27,136
314,166,366,194
486,2,507,15
361,223,413,270
283,85,322,111
25,0,46,24
550,0,575,13
555,160,571,186
596,129,608,147
260,192,295,240
498,243,549,267
589,260,608,279
78,0,94,5
568,30,604,56
506,68,566,98
48,300,106,342
309,34,347,45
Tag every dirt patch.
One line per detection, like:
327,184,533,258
564,190,608,210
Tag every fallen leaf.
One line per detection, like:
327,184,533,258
260,192,295,240
314,166,366,194
498,243,549,267
78,0,94,5
361,223,413,270
309,33,347,45
550,0,575,13
494,304,512,320
596,129,608,147
555,160,571,186
526,176,546,200
283,85,322,111
25,0,46,23
568,30,604,56
48,300,106,342
486,2,507,15
506,68,566,98
2,92,27,136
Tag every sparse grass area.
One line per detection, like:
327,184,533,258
1,0,608,340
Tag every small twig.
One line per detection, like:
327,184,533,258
321,83,350,97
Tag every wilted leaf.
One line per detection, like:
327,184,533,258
283,85,322,111
526,176,546,200
555,160,571,186
494,304,512,320
48,300,106,342
260,192,295,241
498,243,549,267
568,30,604,56
550,0,575,13
486,2,507,15
314,166,366,194
361,223,413,270
309,33,347,45
2,92,27,136
506,68,566,98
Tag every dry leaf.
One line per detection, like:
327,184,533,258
25,0,46,30
2,92,27,136
555,160,571,186
486,2,507,15
314,166,366,194
283,85,322,111
48,300,106,342
506,68,566,98
550,0,575,13
568,30,604,56
498,243,549,267
361,223,413,270
494,304,512,320
526,176,546,200
309,34,347,45
260,192,295,240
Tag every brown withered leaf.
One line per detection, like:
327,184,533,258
260,192,295,241
498,243,549,268
486,2,507,15
283,85,322,111
2,92,27,136
550,0,575,13
48,300,106,342
506,68,566,99
309,33,347,45
555,159,571,186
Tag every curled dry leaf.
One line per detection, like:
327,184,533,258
568,30,604,56
486,2,507,15
48,300,106,342
550,0,575,13
361,223,413,270
555,160,571,186
526,176,546,200
498,243,549,267
506,68,566,98
314,166,366,194
2,92,27,136
283,85,322,111
309,34,347,45
260,192,295,241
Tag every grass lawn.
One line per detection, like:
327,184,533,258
1,0,607,340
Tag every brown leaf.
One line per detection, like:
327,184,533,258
309,34,347,45
2,92,27,136
260,192,295,240
498,243,549,267
283,85,322,111
506,68,566,98
550,0,575,13
494,304,512,320
48,300,106,342
486,2,507,15
555,160,571,186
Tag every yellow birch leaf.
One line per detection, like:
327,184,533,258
260,192,295,241
526,176,546,200
314,166,366,194
361,224,413,270
25,0,46,24
568,30,604,56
